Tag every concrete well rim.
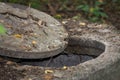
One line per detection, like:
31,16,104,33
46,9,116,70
53,33,120,80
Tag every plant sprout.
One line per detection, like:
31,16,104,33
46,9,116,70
0,23,6,34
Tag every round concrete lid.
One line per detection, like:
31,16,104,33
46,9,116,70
0,2,68,59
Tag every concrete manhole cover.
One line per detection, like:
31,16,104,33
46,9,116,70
0,2,68,59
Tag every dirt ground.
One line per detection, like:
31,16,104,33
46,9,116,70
0,59,23,80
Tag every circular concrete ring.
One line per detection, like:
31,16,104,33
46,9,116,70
53,30,120,80
65,37,105,56
0,3,68,59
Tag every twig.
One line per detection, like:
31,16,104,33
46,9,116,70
45,57,53,67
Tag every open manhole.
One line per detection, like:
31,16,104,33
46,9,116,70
2,38,105,68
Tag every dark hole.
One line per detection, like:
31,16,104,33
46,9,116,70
0,52,95,68
17,53,95,68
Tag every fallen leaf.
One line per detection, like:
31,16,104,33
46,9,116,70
62,66,68,70
30,33,37,36
54,14,62,19
62,21,68,24
32,41,37,45
38,20,43,26
38,20,46,26
45,70,54,74
79,22,86,26
14,34,22,38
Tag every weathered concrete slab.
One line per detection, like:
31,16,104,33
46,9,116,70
51,21,120,80
0,2,68,59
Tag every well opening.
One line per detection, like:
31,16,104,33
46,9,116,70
1,38,106,68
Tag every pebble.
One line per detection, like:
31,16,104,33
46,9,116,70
62,21,68,24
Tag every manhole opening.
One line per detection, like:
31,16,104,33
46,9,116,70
18,53,96,68
1,39,105,68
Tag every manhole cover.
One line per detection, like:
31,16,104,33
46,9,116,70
0,3,68,59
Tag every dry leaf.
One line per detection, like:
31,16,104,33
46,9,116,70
62,21,68,24
38,20,46,25
30,33,37,36
14,34,22,38
79,22,86,26
45,70,54,74
62,66,68,70
32,41,37,45
38,20,43,26
37,20,46,26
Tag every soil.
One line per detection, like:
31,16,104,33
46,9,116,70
0,59,23,80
